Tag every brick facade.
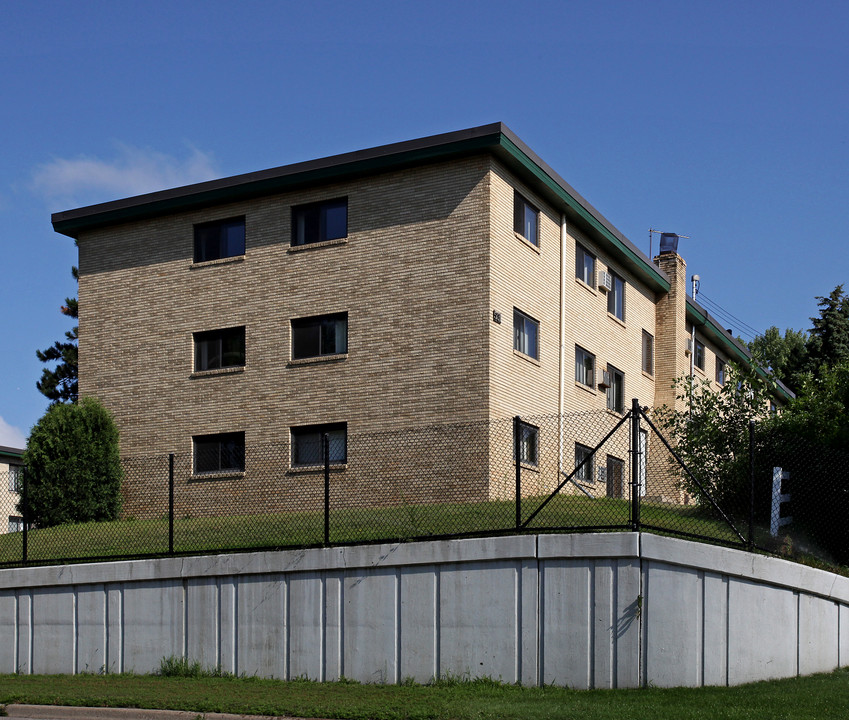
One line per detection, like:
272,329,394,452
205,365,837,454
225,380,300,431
54,124,789,513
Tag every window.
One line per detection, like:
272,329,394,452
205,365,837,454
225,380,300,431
8,516,23,533
194,217,245,263
606,365,625,413
694,339,705,370
193,432,245,474
770,400,778,415
513,309,539,360
291,313,348,360
194,327,245,371
642,330,654,375
575,244,596,287
515,422,539,467
607,271,625,320
8,465,22,493
513,191,539,246
291,198,347,246
575,346,595,387
291,423,347,466
715,357,726,385
575,443,594,483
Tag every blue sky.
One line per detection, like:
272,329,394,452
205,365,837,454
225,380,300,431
2,0,848,446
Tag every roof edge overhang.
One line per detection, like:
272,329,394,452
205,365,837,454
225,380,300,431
687,298,795,401
0,445,25,459
52,122,669,293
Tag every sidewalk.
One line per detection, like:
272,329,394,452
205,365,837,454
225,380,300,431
3,706,332,720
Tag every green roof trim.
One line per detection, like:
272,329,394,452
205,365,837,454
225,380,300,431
52,123,669,294
686,299,794,401
497,135,670,294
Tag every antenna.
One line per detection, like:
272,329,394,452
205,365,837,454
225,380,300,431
649,228,690,258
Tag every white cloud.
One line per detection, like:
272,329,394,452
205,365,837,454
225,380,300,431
0,416,26,449
32,144,219,208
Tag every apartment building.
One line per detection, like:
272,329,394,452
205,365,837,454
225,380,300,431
0,445,24,534
52,123,791,512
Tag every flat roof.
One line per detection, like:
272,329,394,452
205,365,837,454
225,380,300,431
52,123,671,294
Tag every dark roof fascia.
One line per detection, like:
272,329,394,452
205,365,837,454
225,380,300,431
52,122,669,293
686,298,795,401
0,445,24,460
51,124,507,237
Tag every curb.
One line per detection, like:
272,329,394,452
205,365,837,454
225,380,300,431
2,706,330,720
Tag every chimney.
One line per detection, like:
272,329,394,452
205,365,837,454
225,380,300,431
654,248,690,414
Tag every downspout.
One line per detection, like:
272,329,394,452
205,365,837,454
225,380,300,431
558,213,567,480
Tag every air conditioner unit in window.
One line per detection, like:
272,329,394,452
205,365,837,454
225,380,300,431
597,467,607,484
686,339,694,353
599,271,613,292
599,370,612,388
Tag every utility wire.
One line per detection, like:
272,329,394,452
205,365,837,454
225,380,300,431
695,291,762,340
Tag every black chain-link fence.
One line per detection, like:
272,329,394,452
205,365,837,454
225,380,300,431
0,402,845,570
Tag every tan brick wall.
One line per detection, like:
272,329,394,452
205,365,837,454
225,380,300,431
79,157,494,459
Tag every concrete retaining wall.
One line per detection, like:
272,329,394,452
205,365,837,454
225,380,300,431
1,533,847,687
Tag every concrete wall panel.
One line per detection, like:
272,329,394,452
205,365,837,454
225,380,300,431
287,572,323,680
798,595,839,675
0,534,846,689
236,574,286,678
121,580,183,673
0,591,18,673
76,585,106,675
438,561,518,683
398,565,437,682
727,579,798,683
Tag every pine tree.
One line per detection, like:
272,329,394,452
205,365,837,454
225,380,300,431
807,285,849,374
36,266,78,403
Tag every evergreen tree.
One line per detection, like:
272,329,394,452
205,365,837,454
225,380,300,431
36,266,78,403
807,284,849,373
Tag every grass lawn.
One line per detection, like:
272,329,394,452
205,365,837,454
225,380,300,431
0,494,746,566
1,669,849,720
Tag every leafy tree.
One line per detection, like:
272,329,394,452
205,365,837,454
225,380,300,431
656,363,777,511
36,266,79,403
21,397,122,527
806,285,849,374
748,326,809,394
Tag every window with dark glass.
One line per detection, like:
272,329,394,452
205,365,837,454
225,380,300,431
515,421,539,467
291,313,348,360
695,339,705,370
193,432,245,474
575,443,594,483
576,244,596,287
291,198,347,246
607,271,625,320
715,357,726,385
575,346,595,387
606,365,625,413
194,327,246,371
513,308,539,359
642,330,654,375
8,516,23,533
193,217,246,263
8,465,22,493
513,191,539,246
291,423,347,466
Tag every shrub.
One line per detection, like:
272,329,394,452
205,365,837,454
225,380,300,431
22,397,123,527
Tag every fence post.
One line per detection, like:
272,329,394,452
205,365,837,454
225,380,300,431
324,433,330,546
748,420,755,552
168,453,175,555
21,466,28,564
514,416,522,530
630,398,641,533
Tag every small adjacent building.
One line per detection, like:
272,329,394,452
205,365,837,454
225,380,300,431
0,445,24,534
51,123,791,514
